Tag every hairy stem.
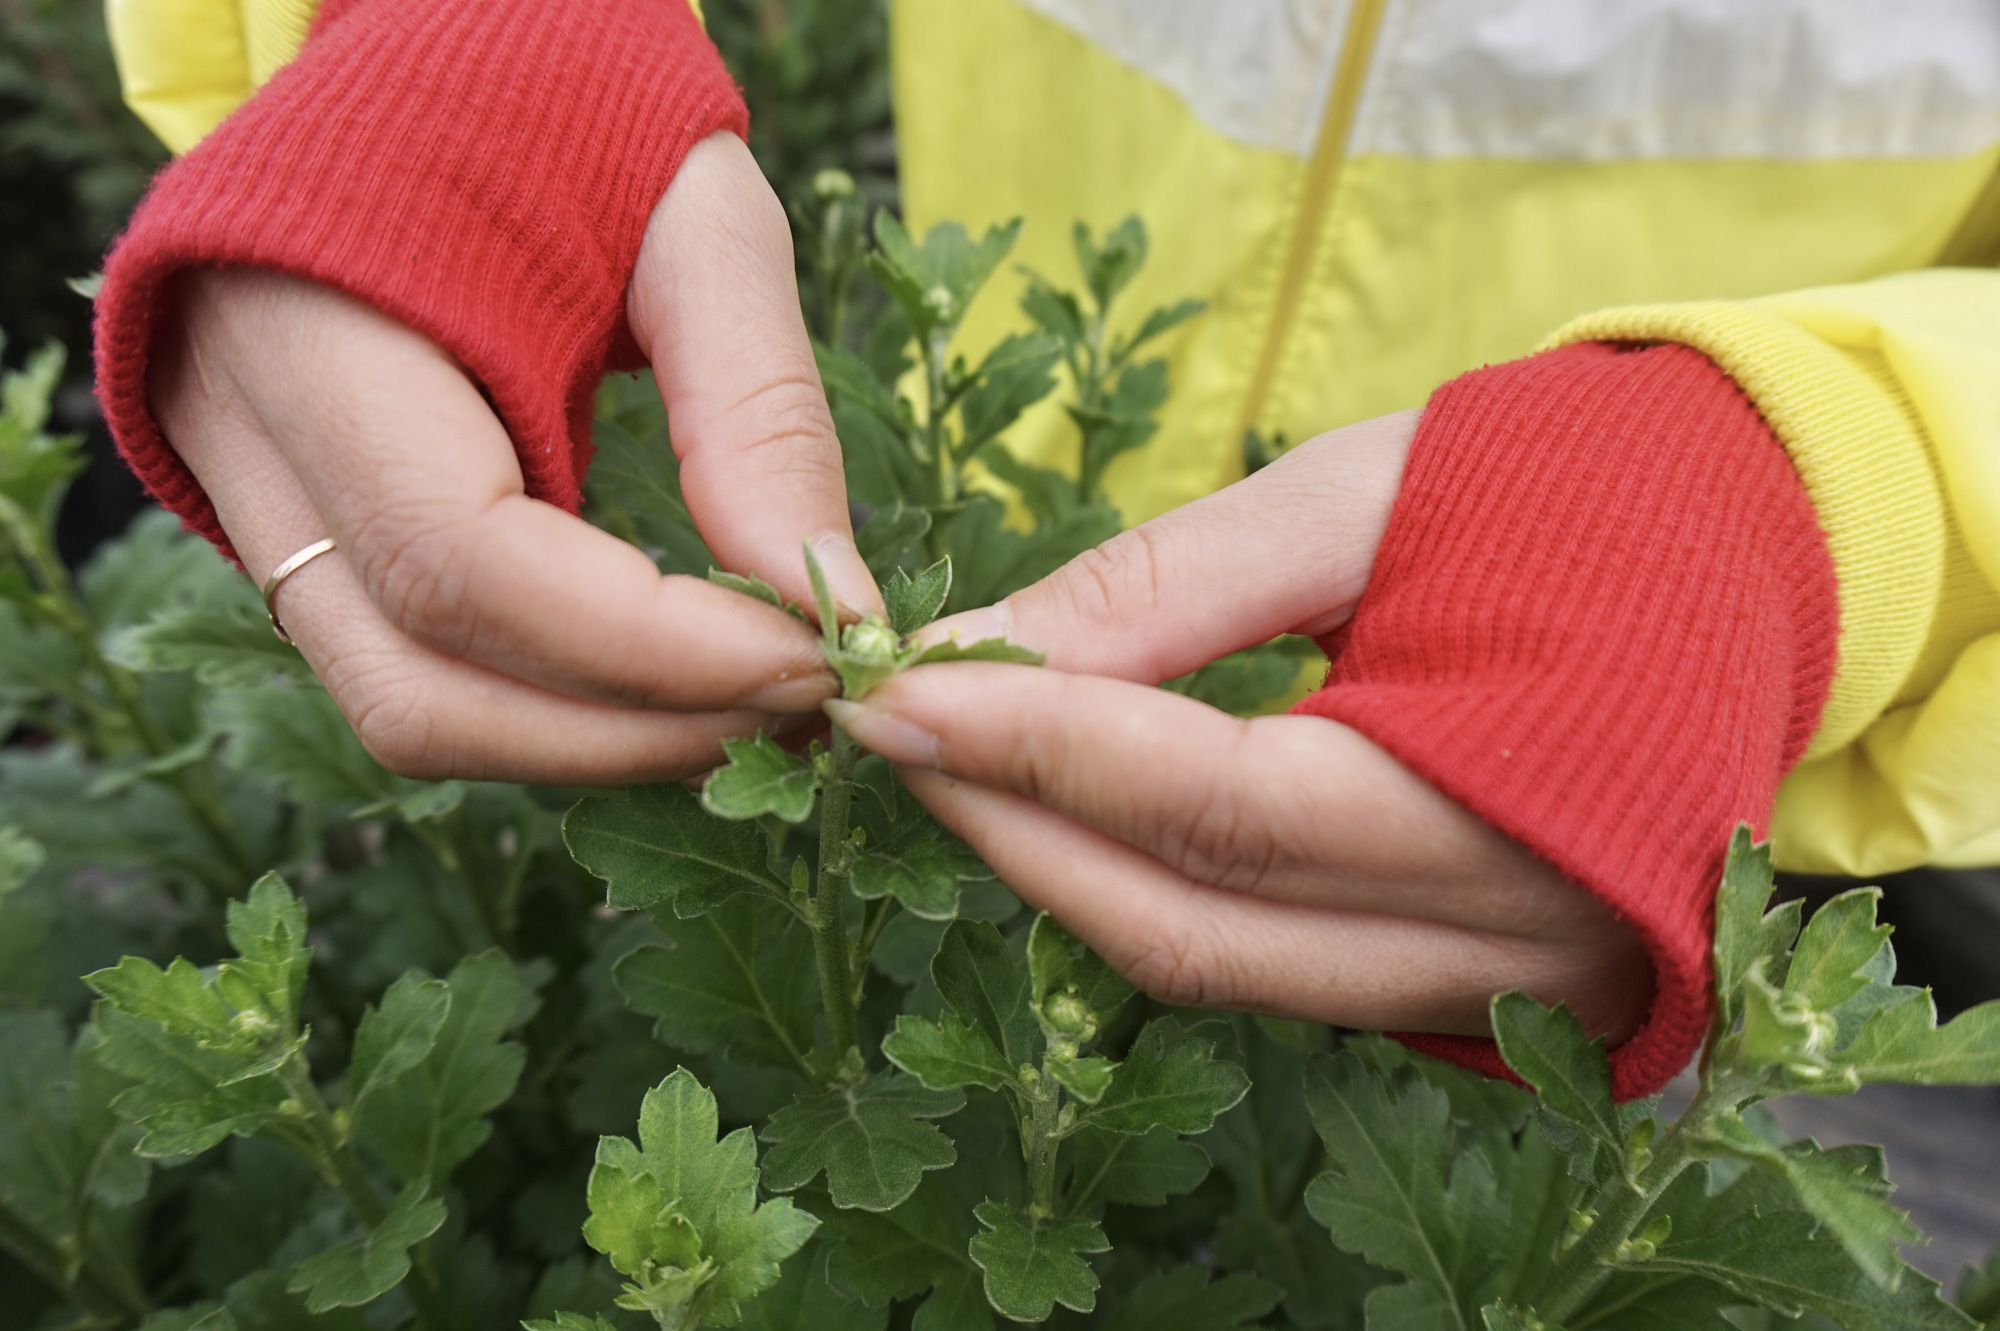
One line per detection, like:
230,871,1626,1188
1535,1113,1700,1322
1025,1084,1064,1217
276,1055,451,1331
812,727,863,1062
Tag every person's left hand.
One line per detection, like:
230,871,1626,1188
826,411,1653,1042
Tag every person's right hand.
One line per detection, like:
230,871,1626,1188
148,133,879,786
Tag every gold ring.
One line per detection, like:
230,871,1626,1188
261,537,337,645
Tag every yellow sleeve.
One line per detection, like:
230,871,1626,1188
105,0,320,154
1545,268,2000,875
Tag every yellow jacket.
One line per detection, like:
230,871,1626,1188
108,0,2000,875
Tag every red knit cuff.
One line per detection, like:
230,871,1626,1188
1294,341,1839,1098
93,0,748,561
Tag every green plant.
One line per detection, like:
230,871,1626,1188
2,186,1998,1331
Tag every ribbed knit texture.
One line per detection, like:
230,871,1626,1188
1295,341,1841,1098
94,0,748,562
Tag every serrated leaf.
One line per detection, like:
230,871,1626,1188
284,1182,446,1311
355,950,526,1185
1102,1265,1280,1331
521,1316,620,1331
814,340,905,434
1834,992,2000,1086
206,683,404,808
566,784,791,916
1063,1125,1209,1212
585,1069,819,1327
1694,1117,1917,1287
613,897,818,1073
1047,1056,1114,1103
967,1201,1107,1321
110,603,312,686
884,557,952,636
703,734,820,824
1303,1050,1505,1318
858,506,934,581
882,1013,1015,1091
92,1006,287,1157
221,873,312,1029
737,1234,888,1331
760,1073,964,1211
87,955,236,1043
1490,993,1621,1185
347,974,447,1109
1026,913,1133,1020
1626,1208,1974,1330
1082,1018,1248,1135
1117,298,1206,360
1785,889,1894,1013
1713,826,1801,1030
1959,1245,2000,1324
868,215,1021,339
931,920,1039,1071
221,1271,372,1329
821,1176,990,1331
851,807,989,921
958,332,1062,455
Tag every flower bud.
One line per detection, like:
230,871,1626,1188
1040,990,1095,1039
842,617,902,666
813,168,858,200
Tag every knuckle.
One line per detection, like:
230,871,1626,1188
334,661,456,780
1043,524,1168,627
1120,920,1227,1009
347,501,487,653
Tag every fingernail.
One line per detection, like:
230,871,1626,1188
824,698,941,767
913,602,1012,649
746,670,837,713
808,532,884,620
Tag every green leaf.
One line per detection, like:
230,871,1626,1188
967,1200,1108,1321
931,921,1039,1071
585,1069,819,1327
958,332,1062,455
737,1235,888,1331
87,955,236,1043
908,637,1046,669
284,1182,446,1312
1102,1265,1280,1331
858,506,934,581
868,214,1021,339
221,1271,371,1330
1161,637,1317,717
139,1306,237,1331
1834,992,2000,1086
110,603,313,686
709,568,792,612
1693,1117,1918,1288
0,827,44,896
821,1176,990,1331
814,339,906,435
1026,913,1133,1023
566,784,791,917
759,1073,964,1211
1785,888,1894,1013
205,683,403,809
346,974,448,1109
613,897,819,1073
851,805,990,921
91,1005,288,1157
521,1317,620,1331
1959,1245,2000,1325
221,873,312,1030
1063,1125,1209,1212
1074,216,1147,310
1303,1050,1505,1319
355,950,526,1185
1712,826,1801,1031
1117,298,1206,361
703,734,821,824
884,557,952,636
1046,1056,1115,1103
1082,1018,1249,1135
1490,993,1622,1184
882,1013,1015,1091
1625,1208,1974,1330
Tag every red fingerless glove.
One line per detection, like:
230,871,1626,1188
93,0,748,561
1295,341,1840,1098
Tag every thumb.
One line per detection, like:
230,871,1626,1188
628,132,882,619
924,409,1419,682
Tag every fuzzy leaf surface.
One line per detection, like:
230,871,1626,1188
284,1182,446,1311
1834,991,2000,1086
736,1235,887,1331
881,1013,1015,1091
1490,992,1622,1185
346,974,448,1109
1712,826,1800,1030
851,806,990,921
821,1177,990,1331
1101,1265,1280,1331
884,557,951,636
613,897,818,1074
967,1200,1108,1321
1082,1018,1248,1135
355,950,526,1185
759,1073,964,1211
1063,1125,1209,1212
931,920,1040,1070
567,783,790,916
111,604,313,686
702,734,820,824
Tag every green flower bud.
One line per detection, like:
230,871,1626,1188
813,168,857,200
842,617,902,666
1040,990,1095,1039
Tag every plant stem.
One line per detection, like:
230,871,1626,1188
1535,1117,1698,1323
811,727,863,1062
276,1055,452,1331
1025,1085,1064,1216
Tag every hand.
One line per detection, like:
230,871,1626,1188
149,133,879,786
827,411,1653,1041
